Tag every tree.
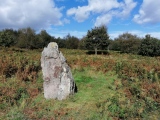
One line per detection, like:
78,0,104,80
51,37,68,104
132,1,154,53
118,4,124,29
38,30,51,48
139,34,160,56
16,27,37,49
54,37,66,48
0,29,16,47
113,33,141,54
65,34,79,49
78,36,87,50
109,40,121,51
85,25,110,55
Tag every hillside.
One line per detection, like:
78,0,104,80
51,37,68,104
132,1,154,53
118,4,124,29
0,47,159,119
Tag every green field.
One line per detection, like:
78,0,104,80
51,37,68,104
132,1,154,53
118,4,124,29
0,47,159,120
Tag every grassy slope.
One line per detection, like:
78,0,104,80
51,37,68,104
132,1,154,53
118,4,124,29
0,48,159,120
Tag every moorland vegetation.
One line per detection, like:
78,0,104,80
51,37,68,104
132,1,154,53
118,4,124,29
0,26,160,119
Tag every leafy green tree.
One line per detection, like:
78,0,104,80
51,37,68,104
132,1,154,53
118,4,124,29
139,34,160,56
54,37,66,48
85,25,110,55
78,36,87,50
109,40,121,51
0,30,16,47
37,30,51,48
156,40,160,56
113,33,141,54
16,27,37,49
64,34,79,49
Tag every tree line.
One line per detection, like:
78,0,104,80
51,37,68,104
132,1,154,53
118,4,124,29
0,26,160,57
109,33,160,57
0,27,79,49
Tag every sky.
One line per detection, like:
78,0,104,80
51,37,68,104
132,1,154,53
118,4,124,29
0,0,160,39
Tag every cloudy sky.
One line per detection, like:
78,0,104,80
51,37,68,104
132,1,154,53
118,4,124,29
0,0,160,39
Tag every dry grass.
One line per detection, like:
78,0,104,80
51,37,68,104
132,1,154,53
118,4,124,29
0,47,159,119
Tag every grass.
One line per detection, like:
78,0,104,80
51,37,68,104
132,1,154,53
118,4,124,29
1,70,118,120
0,47,160,119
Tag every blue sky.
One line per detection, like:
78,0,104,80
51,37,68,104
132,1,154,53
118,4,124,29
0,0,160,39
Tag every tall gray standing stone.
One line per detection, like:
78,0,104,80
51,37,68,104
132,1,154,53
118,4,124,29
41,42,76,100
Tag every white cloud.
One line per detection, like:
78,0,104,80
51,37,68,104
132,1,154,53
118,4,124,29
133,0,160,24
94,14,112,26
0,0,63,30
149,32,160,39
67,6,90,22
63,18,70,24
67,0,137,26
120,0,137,17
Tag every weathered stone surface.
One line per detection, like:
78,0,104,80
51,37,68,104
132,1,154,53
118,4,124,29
41,42,76,100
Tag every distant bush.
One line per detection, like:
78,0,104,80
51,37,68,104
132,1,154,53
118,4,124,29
139,34,160,57
0,29,16,47
64,34,79,49
111,32,141,54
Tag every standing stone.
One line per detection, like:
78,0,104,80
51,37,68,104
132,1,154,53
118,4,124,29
41,42,76,100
